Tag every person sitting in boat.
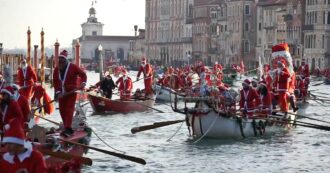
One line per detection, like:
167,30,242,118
53,50,87,137
116,70,133,101
213,61,223,73
17,57,38,100
297,58,310,78
0,118,47,173
137,57,154,96
94,74,116,99
239,79,259,118
255,81,272,116
133,88,146,100
251,78,258,89
11,84,31,126
0,86,24,132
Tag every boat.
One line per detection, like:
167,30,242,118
154,84,184,102
173,96,296,139
88,93,156,113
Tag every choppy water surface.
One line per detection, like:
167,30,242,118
41,72,330,173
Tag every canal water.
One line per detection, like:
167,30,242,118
41,71,330,173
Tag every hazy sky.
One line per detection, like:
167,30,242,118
0,0,145,49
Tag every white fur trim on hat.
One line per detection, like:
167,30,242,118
3,137,25,146
1,89,13,96
11,84,20,90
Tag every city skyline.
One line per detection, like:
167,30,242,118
0,0,145,49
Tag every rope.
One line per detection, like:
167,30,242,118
91,129,126,154
166,121,184,142
193,114,218,144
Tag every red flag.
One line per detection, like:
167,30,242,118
240,60,245,74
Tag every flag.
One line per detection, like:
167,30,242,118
240,60,245,74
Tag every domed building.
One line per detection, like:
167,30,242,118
72,5,136,66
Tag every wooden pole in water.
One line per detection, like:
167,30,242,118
27,27,31,65
40,28,45,85
54,40,60,68
75,39,80,67
33,45,38,81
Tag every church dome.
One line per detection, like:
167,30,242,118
89,7,96,15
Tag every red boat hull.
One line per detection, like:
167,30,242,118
88,94,155,113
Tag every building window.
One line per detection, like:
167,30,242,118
245,22,249,31
244,40,249,52
225,25,227,31
259,22,261,31
322,35,325,48
245,5,250,15
328,12,330,24
211,11,217,19
92,31,97,36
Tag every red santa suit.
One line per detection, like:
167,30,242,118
0,119,47,173
14,93,30,125
53,51,87,129
0,86,24,130
17,64,37,100
256,81,272,116
239,79,259,117
137,58,153,95
297,61,310,77
273,66,291,112
116,74,133,100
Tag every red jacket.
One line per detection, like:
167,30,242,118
0,100,24,130
116,76,133,92
53,63,87,94
0,149,47,173
297,64,310,77
15,94,30,124
137,64,153,79
273,67,291,91
17,65,37,87
257,92,271,109
239,88,259,111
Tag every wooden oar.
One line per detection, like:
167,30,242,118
34,114,60,126
59,138,146,165
131,120,185,134
38,149,93,166
312,82,324,86
33,88,81,112
269,115,330,131
281,111,330,124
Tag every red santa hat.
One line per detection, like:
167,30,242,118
2,118,26,146
1,86,15,97
59,50,68,59
243,79,251,86
272,43,290,57
122,69,127,75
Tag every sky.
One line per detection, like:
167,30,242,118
0,0,145,50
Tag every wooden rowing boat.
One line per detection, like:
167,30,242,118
88,93,155,113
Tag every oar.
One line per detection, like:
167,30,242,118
34,114,60,126
280,111,330,124
269,115,330,131
133,101,164,113
59,138,146,165
131,120,185,134
312,82,324,86
38,149,93,166
33,88,81,112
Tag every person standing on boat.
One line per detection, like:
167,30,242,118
17,57,38,100
0,118,47,173
0,86,24,131
239,79,259,118
137,57,154,96
273,61,291,113
94,74,116,99
116,70,133,100
297,59,310,78
53,50,87,137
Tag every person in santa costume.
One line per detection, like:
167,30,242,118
53,50,87,137
297,59,310,78
12,84,31,125
239,79,259,118
0,74,6,90
273,61,291,113
0,86,24,132
137,57,154,96
17,57,38,100
116,70,133,100
0,118,47,173
255,81,272,116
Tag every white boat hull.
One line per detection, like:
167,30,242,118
154,85,183,102
188,109,295,139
